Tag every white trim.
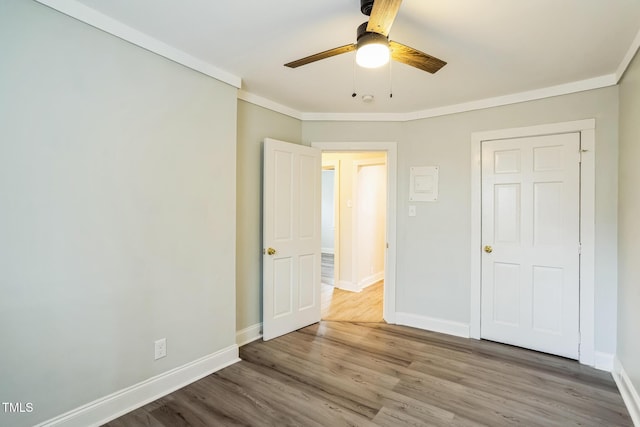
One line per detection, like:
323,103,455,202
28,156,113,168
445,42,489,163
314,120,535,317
34,0,629,122
579,127,596,367
34,0,241,89
396,312,470,338
35,0,626,122
469,119,596,367
238,90,303,120
616,27,640,82
36,345,240,427
322,159,341,288
301,76,616,122
312,142,397,324
236,323,263,347
594,352,614,372
335,280,362,293
359,271,384,290
613,357,640,427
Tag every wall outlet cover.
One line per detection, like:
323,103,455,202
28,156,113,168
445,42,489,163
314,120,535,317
154,338,167,360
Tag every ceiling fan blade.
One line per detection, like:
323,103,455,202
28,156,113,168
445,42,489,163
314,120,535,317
367,0,402,36
389,41,447,74
284,44,357,68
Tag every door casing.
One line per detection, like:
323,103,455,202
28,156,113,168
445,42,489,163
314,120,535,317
470,119,596,366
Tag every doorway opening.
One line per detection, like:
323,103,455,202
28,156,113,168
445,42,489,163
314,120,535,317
320,151,387,323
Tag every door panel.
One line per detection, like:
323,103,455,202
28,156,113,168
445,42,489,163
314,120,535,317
481,133,580,359
263,139,321,341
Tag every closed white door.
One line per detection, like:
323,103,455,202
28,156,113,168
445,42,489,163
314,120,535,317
263,138,321,341
481,133,580,359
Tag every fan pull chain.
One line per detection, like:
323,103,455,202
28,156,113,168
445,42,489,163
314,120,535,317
352,55,358,98
389,59,393,98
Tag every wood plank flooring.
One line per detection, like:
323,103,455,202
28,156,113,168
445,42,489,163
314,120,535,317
321,281,383,322
321,253,334,285
104,321,632,427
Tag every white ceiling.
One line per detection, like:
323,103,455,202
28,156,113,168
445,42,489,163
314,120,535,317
45,0,640,117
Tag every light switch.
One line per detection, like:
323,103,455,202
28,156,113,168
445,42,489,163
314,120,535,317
409,205,416,217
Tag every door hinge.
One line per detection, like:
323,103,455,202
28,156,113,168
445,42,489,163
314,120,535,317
579,149,588,163
386,242,389,249
578,243,582,254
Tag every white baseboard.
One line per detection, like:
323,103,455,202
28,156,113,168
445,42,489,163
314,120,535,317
613,356,640,427
396,312,470,338
358,271,384,290
36,345,240,427
594,351,614,372
236,323,263,346
335,280,361,293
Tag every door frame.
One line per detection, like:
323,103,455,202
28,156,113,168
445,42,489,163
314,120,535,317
469,119,595,366
321,161,340,287
312,142,398,324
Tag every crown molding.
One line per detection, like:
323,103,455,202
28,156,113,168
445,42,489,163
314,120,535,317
35,0,242,89
237,91,302,120
35,0,637,121
299,74,617,122
616,27,640,82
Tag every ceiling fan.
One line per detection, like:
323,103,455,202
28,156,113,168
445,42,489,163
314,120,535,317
284,0,446,74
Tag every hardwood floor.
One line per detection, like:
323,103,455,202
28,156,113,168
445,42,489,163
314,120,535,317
321,253,334,285
321,281,383,322
104,322,632,427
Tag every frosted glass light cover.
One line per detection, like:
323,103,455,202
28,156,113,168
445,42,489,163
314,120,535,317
356,43,390,68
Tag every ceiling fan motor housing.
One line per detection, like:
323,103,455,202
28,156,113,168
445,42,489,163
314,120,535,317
357,21,388,45
360,0,374,16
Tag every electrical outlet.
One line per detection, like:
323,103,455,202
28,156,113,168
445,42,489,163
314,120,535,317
154,338,167,360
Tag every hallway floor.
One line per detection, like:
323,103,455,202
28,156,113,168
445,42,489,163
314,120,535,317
321,281,384,322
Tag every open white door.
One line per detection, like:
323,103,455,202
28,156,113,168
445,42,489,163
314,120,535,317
263,138,321,341
481,133,580,359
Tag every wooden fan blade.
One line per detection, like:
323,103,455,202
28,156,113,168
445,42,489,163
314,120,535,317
389,41,447,74
284,44,356,68
367,0,402,36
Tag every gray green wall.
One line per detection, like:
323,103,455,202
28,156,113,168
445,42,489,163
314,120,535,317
303,86,620,356
618,49,640,399
0,2,238,426
236,101,302,331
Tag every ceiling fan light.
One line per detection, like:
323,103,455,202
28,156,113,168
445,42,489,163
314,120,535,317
355,28,390,68
356,42,390,68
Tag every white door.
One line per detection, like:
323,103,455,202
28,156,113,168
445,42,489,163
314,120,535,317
481,133,580,359
263,138,321,341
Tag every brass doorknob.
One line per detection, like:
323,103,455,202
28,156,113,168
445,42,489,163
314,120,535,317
266,247,277,255
484,245,493,254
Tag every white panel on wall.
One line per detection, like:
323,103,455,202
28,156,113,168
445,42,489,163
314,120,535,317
409,166,439,201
